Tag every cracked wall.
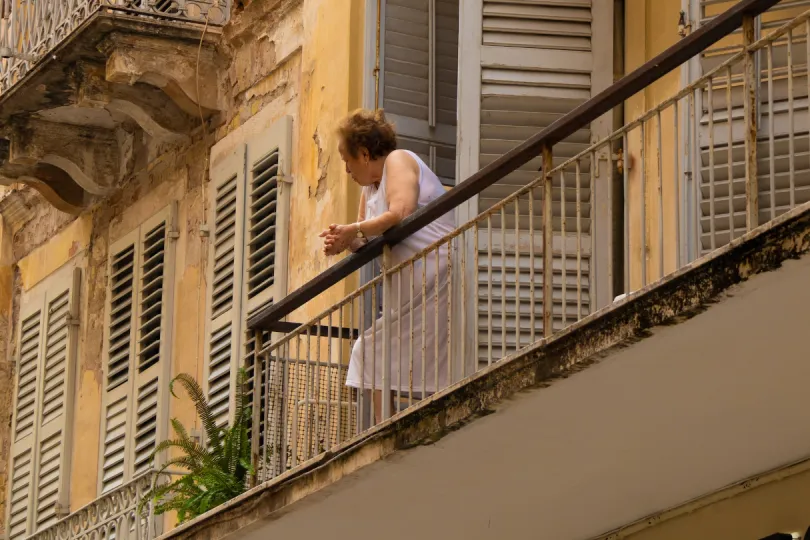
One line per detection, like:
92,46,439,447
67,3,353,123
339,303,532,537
0,0,366,533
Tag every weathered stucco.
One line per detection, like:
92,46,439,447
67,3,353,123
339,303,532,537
0,0,366,533
161,202,810,540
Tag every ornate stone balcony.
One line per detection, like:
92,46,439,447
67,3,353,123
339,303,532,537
0,0,230,213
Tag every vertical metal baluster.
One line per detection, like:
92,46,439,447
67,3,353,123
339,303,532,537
576,160,582,320
460,231,467,378
590,151,597,312
421,254,427,398
727,66,735,243
257,339,267,484
673,101,681,268
473,223,480,371
434,248,439,390
280,340,289,473
304,327,312,461
514,198,521,351
337,306,344,445
788,29,796,210
397,271,402,413
768,42,776,221
409,261,415,406
314,317,322,454
446,240,452,384
500,206,506,358
382,246,393,421
542,145,553,337
623,132,630,292
351,298,358,434
743,14,759,232
290,336,299,467
529,186,536,342
640,121,647,286
487,215,493,365
656,111,664,277
326,313,332,450
708,78,716,252
371,279,377,423
607,140,614,301
359,287,366,430
690,90,700,259
561,168,567,328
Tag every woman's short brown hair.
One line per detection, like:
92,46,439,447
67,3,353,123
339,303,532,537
337,108,398,160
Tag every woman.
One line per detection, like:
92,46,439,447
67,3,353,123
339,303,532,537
320,109,455,424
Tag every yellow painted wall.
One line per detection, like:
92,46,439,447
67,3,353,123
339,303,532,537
0,0,367,533
625,0,683,290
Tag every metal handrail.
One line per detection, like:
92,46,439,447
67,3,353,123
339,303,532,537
247,0,782,332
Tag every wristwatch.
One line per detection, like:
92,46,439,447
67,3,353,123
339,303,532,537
356,223,366,239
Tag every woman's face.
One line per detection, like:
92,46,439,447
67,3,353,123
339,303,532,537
339,143,374,186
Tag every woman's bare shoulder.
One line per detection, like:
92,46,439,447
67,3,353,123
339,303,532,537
386,149,419,172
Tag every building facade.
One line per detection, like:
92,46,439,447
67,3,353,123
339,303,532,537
0,0,807,537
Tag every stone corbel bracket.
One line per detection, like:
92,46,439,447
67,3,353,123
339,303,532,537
99,32,227,118
0,118,125,214
77,63,197,146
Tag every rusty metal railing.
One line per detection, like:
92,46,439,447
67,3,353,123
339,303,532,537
245,0,808,483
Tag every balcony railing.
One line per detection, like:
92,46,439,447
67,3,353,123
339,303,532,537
241,0,807,484
0,0,230,95
26,471,171,540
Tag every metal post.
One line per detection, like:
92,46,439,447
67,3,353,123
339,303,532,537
381,245,393,420
250,330,263,488
542,145,554,338
742,14,759,231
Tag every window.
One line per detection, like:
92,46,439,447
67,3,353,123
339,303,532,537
205,116,292,431
99,203,178,494
380,0,460,185
7,263,81,537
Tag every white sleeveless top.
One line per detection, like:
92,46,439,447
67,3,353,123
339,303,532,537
363,150,455,265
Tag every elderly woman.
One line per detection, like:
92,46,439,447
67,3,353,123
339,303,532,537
320,109,455,424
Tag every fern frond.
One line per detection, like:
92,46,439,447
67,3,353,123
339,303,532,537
171,373,223,451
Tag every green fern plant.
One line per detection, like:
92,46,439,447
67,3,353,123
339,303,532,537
138,368,254,524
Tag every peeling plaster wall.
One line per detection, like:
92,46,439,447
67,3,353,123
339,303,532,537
0,0,366,533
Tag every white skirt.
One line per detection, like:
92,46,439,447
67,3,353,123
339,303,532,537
346,250,450,395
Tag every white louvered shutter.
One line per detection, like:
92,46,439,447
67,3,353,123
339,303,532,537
100,231,139,493
205,146,247,431
382,0,459,184
99,204,176,495
242,117,292,446
7,293,44,538
7,265,81,535
460,0,608,366
205,117,292,443
694,0,810,252
33,268,80,530
132,205,176,477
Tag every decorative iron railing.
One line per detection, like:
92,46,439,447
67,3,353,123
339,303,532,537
25,470,171,540
0,0,230,94
245,0,805,485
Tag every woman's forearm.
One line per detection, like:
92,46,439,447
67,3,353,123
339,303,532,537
356,210,402,237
